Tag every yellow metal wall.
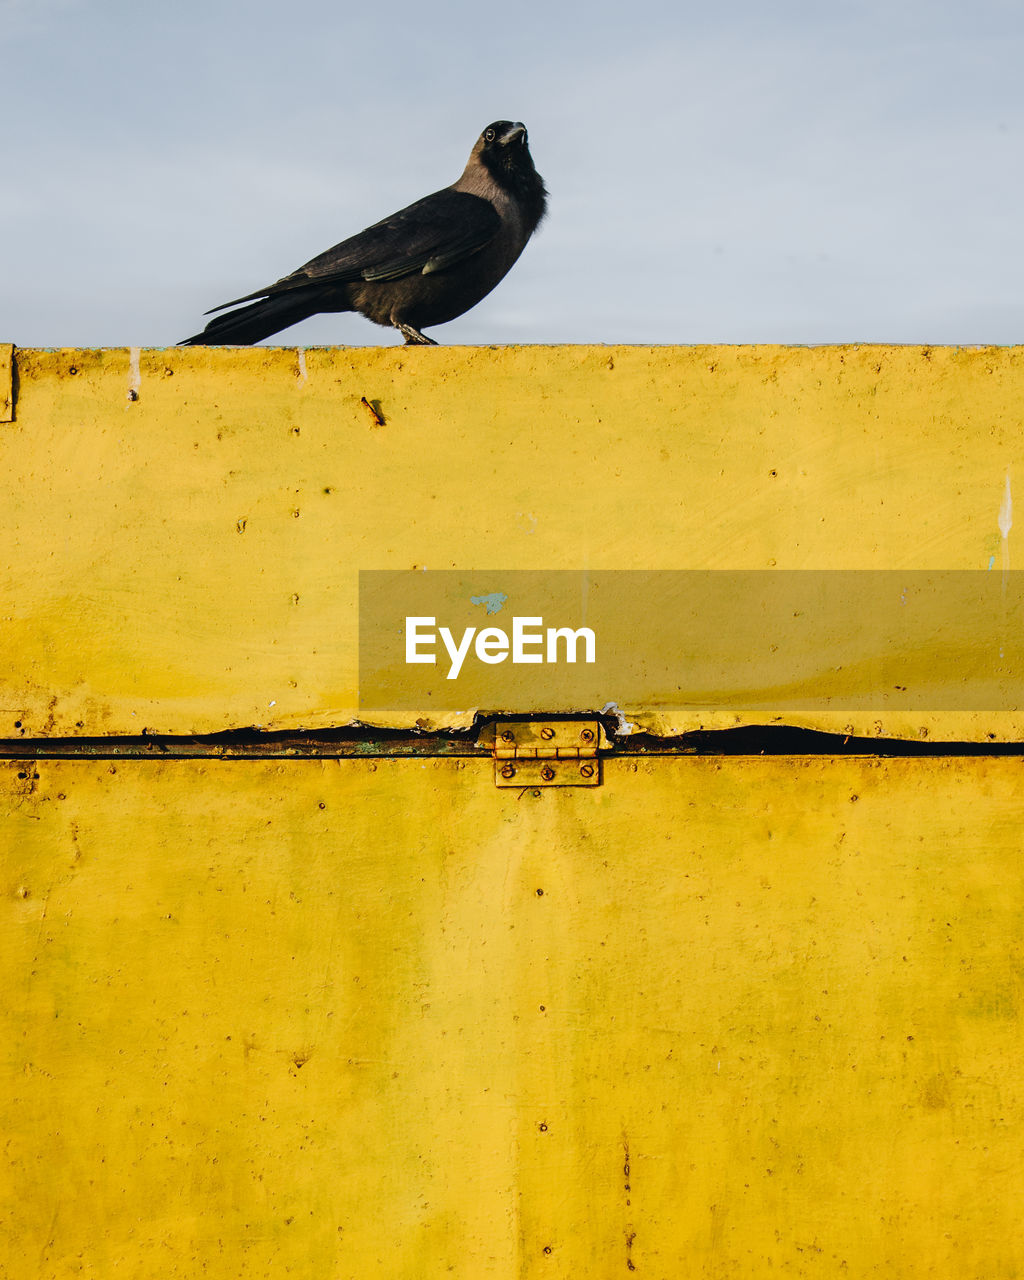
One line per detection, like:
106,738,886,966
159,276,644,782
4,344,1024,1279
4,344,1024,739
4,756,1023,1278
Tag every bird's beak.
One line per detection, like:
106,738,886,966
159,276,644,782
499,122,527,145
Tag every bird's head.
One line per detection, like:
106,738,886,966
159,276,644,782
460,120,547,225
470,121,546,223
474,121,533,178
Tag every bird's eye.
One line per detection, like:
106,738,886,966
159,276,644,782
484,128,496,142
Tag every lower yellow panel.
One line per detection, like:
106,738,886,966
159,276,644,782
3,757,1022,1277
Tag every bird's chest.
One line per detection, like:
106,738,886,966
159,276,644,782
401,221,528,327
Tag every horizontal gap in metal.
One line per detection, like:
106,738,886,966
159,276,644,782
0,723,1020,760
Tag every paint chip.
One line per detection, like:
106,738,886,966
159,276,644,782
601,701,636,735
127,346,141,404
471,592,508,615
999,473,1013,540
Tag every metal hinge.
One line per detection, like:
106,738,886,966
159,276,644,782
480,718,611,787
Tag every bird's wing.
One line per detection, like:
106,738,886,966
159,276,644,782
206,189,501,312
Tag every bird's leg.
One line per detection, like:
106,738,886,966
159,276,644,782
394,320,438,346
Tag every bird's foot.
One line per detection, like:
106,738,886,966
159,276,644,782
395,322,438,346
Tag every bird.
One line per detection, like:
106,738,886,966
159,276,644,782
181,121,546,347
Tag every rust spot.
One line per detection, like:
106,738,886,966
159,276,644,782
922,1073,951,1110
623,1134,636,1237
360,396,386,427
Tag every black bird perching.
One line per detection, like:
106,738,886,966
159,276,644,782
181,121,546,347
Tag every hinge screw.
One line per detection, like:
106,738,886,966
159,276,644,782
580,763,595,779
540,727,555,740
500,730,515,743
580,728,595,742
500,763,516,779
540,764,556,782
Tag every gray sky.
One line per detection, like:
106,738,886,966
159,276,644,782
4,0,1024,347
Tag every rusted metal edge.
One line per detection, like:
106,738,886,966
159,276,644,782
0,729,486,760
0,723,1021,760
0,344,13,422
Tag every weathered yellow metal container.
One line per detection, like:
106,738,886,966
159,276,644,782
2,344,1023,1278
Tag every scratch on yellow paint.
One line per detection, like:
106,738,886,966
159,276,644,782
999,470,1013,572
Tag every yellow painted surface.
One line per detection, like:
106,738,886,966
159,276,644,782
1,756,1022,1278
3,345,1024,739
5,344,1023,1280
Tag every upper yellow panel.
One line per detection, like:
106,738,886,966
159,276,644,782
3,344,1024,738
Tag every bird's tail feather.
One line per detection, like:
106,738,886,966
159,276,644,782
179,293,324,345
